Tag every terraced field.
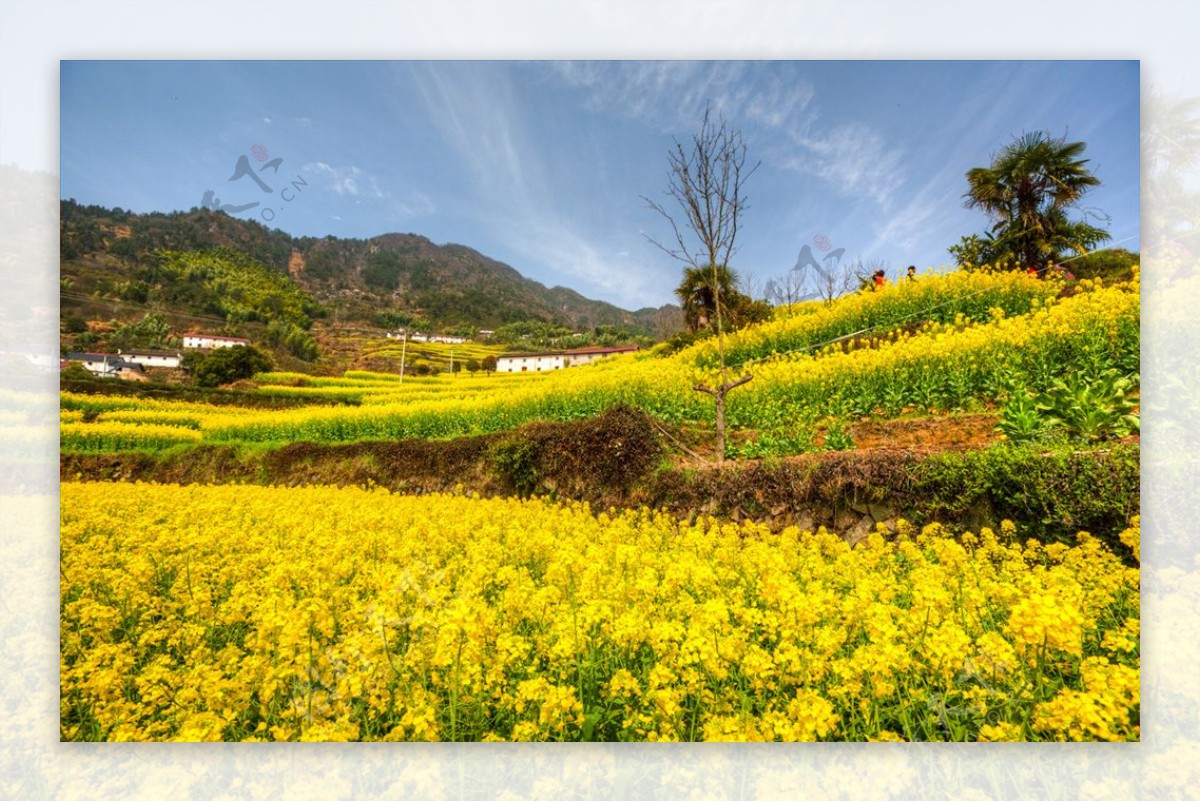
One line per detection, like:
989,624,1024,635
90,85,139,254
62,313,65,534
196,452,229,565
58,268,1142,742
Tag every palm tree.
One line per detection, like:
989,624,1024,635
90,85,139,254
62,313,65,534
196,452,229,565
964,132,1110,271
676,264,740,333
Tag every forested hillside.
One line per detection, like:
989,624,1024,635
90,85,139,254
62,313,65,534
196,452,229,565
59,201,680,342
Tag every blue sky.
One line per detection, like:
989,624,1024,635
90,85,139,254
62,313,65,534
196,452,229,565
60,60,1140,310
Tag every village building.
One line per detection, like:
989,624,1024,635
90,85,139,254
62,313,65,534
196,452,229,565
64,352,142,378
562,345,640,367
496,344,638,373
498,352,565,373
117,349,184,369
386,331,469,345
182,333,250,350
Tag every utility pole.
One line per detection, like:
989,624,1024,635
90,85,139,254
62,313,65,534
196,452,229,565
449,348,455,375
398,332,407,383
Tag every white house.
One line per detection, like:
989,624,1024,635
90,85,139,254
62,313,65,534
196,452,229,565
182,333,250,350
118,349,183,369
563,345,639,366
64,352,140,378
497,352,565,373
496,345,638,373
386,331,469,345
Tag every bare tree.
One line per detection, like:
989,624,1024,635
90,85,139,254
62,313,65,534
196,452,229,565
764,272,803,307
644,104,760,462
740,268,767,302
845,256,888,294
816,261,866,305
651,305,685,341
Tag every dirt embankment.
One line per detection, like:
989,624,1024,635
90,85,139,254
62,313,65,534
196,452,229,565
848,413,1000,452
62,405,1140,550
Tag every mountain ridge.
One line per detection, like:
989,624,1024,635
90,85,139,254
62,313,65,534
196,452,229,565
59,200,681,338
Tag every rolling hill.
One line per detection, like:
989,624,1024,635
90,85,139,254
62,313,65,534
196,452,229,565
59,200,681,341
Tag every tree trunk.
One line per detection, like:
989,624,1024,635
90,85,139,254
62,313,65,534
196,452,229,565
696,372,753,463
714,388,726,462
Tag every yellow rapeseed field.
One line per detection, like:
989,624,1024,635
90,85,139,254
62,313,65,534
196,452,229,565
58,272,1138,452
60,482,1139,742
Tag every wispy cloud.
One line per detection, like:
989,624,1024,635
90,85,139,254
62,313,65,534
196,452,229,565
784,123,906,207
408,62,655,302
743,78,817,130
862,64,1069,263
551,61,718,129
864,191,948,262
409,63,535,203
549,61,816,135
544,61,918,294
548,61,907,207
518,222,667,305
303,162,385,199
407,61,919,301
302,161,434,220
390,191,435,218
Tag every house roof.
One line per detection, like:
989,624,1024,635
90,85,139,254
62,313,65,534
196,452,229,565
66,351,120,361
563,345,640,356
497,351,565,360
498,345,639,360
120,349,183,357
65,352,139,368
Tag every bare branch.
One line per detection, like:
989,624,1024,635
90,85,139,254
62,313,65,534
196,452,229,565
646,102,760,462
643,105,760,277
720,373,753,393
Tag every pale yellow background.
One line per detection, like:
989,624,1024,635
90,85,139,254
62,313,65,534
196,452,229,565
2,2,1198,798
